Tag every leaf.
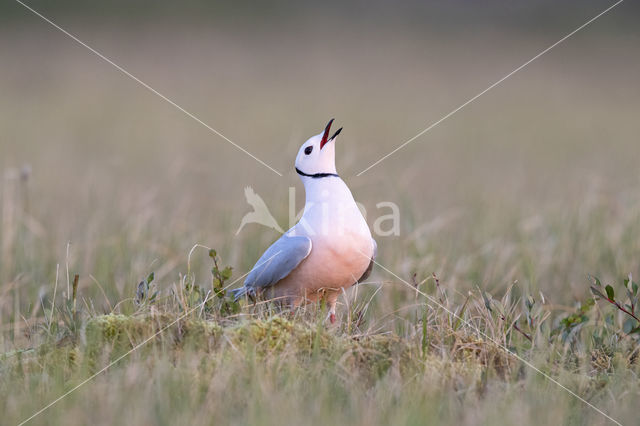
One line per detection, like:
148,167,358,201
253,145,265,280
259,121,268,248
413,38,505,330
481,291,492,312
525,296,535,311
625,275,632,292
623,318,636,334
579,297,595,314
604,312,614,326
605,285,615,301
146,272,155,284
136,281,146,303
590,286,606,299
221,267,233,280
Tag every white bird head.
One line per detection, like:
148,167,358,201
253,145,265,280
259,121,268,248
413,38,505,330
295,119,342,178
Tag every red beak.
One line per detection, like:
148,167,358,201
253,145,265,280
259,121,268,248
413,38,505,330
320,119,334,150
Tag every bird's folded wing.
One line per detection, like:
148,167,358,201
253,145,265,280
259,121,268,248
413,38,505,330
356,238,377,284
245,235,312,289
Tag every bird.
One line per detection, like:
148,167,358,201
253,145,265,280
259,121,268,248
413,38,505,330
232,119,377,323
236,186,284,235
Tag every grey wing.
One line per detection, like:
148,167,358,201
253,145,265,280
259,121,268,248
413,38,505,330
244,234,312,290
355,238,377,284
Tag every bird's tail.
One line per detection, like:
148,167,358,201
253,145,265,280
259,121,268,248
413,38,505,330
230,287,246,301
230,286,254,302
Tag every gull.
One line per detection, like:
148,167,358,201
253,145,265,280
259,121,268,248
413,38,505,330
233,119,377,323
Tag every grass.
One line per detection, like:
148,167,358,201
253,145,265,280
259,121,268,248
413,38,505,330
1,15,640,426
1,244,638,425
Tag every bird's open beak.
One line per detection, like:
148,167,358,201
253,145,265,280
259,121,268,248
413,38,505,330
320,118,342,150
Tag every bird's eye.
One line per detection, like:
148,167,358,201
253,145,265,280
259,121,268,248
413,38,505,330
304,146,313,155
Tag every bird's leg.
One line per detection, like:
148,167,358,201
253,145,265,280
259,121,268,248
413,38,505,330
325,292,338,324
324,304,336,324
247,289,256,305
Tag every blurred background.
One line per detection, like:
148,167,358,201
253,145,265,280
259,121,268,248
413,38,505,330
1,0,640,322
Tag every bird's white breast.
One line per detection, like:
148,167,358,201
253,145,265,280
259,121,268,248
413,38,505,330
294,177,370,239
275,176,373,299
